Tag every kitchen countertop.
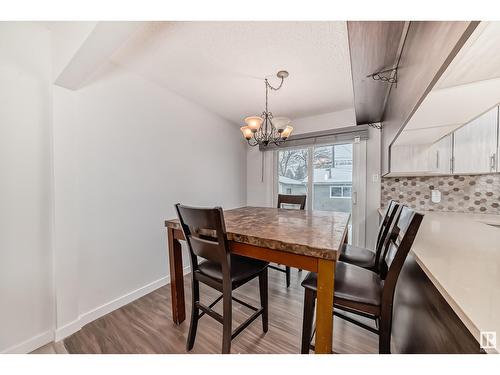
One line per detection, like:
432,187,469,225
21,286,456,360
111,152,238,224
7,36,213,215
379,208,500,353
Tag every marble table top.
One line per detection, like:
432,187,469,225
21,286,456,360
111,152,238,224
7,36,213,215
165,206,350,260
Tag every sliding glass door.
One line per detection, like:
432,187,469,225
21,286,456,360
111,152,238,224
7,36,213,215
275,141,366,247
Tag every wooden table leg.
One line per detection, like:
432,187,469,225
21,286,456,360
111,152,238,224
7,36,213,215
168,227,185,324
315,258,335,354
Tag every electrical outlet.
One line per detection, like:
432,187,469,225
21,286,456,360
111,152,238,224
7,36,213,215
372,174,379,183
431,189,442,203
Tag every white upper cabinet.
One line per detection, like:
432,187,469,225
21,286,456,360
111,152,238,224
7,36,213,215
389,134,452,176
390,144,433,175
428,134,452,174
452,106,499,174
389,106,499,176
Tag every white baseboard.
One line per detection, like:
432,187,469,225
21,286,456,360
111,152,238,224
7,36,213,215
54,265,191,342
54,318,83,342
1,330,54,354
78,276,169,328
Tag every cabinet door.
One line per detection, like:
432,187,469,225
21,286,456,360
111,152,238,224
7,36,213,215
391,144,432,173
453,107,498,174
429,134,452,174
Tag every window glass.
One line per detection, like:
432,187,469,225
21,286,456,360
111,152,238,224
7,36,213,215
278,148,308,198
330,186,342,197
313,144,352,212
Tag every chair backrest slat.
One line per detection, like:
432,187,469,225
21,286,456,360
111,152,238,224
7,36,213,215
277,194,306,210
380,206,424,303
175,203,230,268
373,200,400,269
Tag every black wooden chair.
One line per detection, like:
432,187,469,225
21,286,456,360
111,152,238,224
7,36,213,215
270,194,307,287
175,203,269,354
339,200,400,277
300,205,423,354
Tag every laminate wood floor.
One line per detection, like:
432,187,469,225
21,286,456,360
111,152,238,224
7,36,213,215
31,342,68,354
64,269,379,354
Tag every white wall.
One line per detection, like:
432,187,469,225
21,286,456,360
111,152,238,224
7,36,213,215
52,62,247,337
0,23,55,353
246,110,381,249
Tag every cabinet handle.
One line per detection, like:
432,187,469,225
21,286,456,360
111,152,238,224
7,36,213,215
436,151,439,169
491,154,497,172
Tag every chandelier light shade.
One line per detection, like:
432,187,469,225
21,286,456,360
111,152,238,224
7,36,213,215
271,116,291,130
240,125,253,140
244,116,264,132
281,125,293,138
241,70,293,147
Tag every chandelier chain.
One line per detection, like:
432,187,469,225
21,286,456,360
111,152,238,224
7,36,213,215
266,76,285,91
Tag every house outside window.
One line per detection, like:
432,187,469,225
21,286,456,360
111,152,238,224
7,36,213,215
330,184,352,198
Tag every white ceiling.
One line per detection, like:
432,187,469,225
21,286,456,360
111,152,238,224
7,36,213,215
396,21,500,146
437,22,500,89
110,21,355,124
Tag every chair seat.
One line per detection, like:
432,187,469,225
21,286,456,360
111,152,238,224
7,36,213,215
339,243,376,269
197,255,269,284
301,262,383,307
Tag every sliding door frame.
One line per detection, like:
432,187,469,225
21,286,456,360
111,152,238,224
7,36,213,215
352,139,367,248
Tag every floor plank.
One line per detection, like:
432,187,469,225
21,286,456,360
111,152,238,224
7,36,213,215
30,342,68,354
64,269,379,354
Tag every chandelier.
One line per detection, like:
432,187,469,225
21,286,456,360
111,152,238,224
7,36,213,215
240,70,293,146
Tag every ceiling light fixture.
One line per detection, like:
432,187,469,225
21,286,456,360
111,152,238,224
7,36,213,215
240,70,293,147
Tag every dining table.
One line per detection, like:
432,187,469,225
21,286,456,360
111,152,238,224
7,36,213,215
164,206,350,354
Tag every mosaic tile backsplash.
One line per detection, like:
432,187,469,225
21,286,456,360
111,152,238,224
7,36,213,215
381,174,500,214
